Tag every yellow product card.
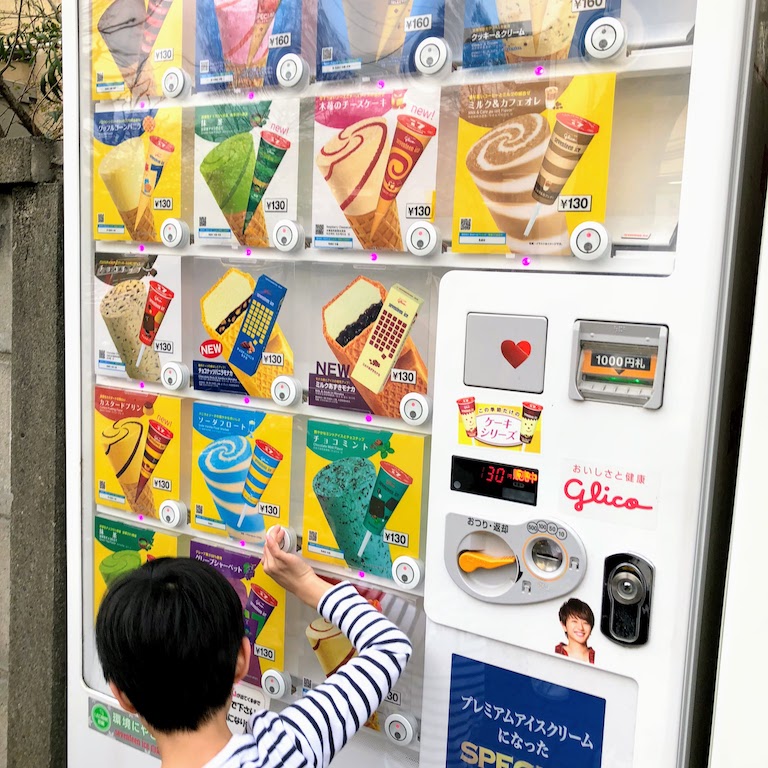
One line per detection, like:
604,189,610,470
190,540,286,689
191,402,292,541
303,420,425,580
91,0,184,103
457,399,543,453
94,515,179,615
94,386,182,517
93,106,182,242
453,73,616,256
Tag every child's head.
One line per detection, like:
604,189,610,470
558,598,594,644
96,557,246,733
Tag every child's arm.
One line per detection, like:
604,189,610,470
255,529,413,768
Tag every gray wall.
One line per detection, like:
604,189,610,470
0,137,65,768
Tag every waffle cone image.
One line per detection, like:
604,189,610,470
225,204,269,247
121,57,158,101
121,204,158,242
317,117,403,252
322,276,427,418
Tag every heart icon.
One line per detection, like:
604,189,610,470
501,340,531,369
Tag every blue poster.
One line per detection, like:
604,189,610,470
446,655,605,768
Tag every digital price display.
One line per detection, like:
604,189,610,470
450,456,538,506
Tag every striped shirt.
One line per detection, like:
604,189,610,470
203,582,413,768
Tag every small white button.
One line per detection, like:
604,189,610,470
272,219,303,253
158,500,186,528
270,375,302,407
269,525,298,553
392,556,423,589
570,221,611,261
405,221,439,256
160,218,189,249
584,17,626,60
399,393,431,427
261,670,291,700
414,37,449,75
161,67,189,98
276,54,307,88
160,362,189,391
384,713,418,746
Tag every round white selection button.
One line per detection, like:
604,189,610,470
269,525,298,553
384,713,418,746
276,53,306,88
399,393,431,427
161,67,188,98
392,556,423,589
160,218,189,249
272,219,303,252
584,17,626,60
160,362,189,391
159,500,186,528
414,37,449,75
406,221,439,256
270,375,302,407
570,221,611,261
261,670,291,700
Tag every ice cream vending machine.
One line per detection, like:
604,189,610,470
64,0,768,766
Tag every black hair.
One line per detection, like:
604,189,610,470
95,557,245,733
558,598,594,627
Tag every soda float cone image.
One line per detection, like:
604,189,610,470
200,133,258,245
357,462,412,558
197,437,253,531
135,420,174,501
375,0,414,61
524,112,600,236
133,0,175,90
135,136,175,232
371,115,435,238
99,137,157,242
136,281,174,369
244,131,290,233
246,0,282,68
316,117,403,251
237,440,283,542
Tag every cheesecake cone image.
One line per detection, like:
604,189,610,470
200,133,257,246
133,0,175,90
375,0,414,61
322,276,427,418
135,420,173,501
466,112,569,255
371,115,436,238
136,136,175,232
102,419,158,516
317,117,403,251
99,137,157,242
246,0,282,68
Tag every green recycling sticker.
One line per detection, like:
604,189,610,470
91,703,111,733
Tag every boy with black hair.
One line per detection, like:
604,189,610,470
96,526,412,768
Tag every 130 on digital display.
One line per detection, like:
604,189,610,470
450,456,538,505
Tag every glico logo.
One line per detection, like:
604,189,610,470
563,478,653,513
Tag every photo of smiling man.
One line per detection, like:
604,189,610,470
555,598,596,664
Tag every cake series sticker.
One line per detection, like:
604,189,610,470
453,73,615,256
194,101,299,248
196,0,303,91
313,88,440,252
457,398,543,452
92,0,183,102
93,515,178,615
303,420,425,579
191,264,294,398
462,0,621,69
190,540,286,690
94,254,181,384
94,387,182,518
316,0,446,80
191,401,292,541
93,106,182,243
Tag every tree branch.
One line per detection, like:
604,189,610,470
0,75,43,137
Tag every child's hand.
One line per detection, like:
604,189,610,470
261,527,331,608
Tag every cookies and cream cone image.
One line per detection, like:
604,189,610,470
495,0,535,63
317,117,403,251
375,0,414,60
466,112,569,255
246,0,282,68
99,137,157,242
498,0,578,62
322,276,427,417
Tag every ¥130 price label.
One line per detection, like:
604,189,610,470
153,47,174,62
383,530,409,548
262,352,284,366
152,477,172,492
153,339,173,354
153,197,174,211
254,645,276,662
258,502,280,518
557,195,592,212
385,689,402,706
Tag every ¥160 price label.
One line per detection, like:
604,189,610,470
254,645,276,662
383,530,409,548
572,0,605,9
557,195,592,212
404,13,432,32
269,32,292,48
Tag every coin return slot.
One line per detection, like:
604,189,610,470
457,531,519,598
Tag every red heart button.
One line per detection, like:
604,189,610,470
501,340,531,368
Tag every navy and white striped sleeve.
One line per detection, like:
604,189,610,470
276,582,413,768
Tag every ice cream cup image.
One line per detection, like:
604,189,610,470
357,462,413,558
457,397,478,438
197,436,252,529
371,115,436,238
244,584,278,640
312,456,393,577
135,420,174,501
316,117,403,251
520,402,543,445
545,86,559,110
237,440,283,540
244,131,291,233
135,136,175,230
136,280,174,368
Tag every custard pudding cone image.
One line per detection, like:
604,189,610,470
322,276,427,418
99,137,158,242
200,269,293,395
246,0,282,68
200,133,257,246
466,112,569,255
316,117,403,251
100,279,162,381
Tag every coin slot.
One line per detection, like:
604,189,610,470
524,535,567,580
